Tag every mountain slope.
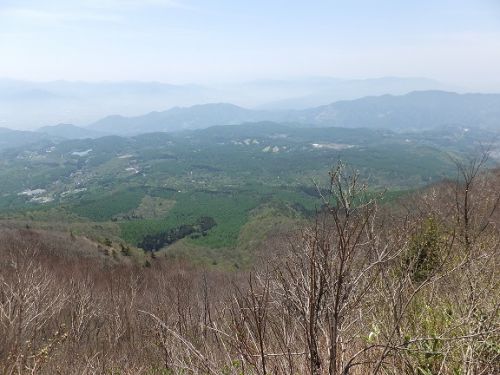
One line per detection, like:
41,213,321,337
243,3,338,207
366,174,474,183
87,91,500,135
258,77,448,109
88,103,285,135
0,127,54,150
301,91,500,130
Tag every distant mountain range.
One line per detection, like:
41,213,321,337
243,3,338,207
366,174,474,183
298,91,500,130
1,90,499,150
87,91,500,135
0,77,451,129
255,77,449,109
87,103,286,135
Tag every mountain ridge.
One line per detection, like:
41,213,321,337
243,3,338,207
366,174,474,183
86,90,500,135
0,77,454,129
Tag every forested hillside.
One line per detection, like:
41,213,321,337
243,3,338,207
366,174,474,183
0,160,498,374
1,122,497,267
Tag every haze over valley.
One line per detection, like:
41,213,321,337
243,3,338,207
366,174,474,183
1,76,453,130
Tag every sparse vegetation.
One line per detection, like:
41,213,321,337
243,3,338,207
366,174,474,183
0,161,497,374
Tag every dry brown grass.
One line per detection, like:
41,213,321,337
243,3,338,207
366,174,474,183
0,163,498,374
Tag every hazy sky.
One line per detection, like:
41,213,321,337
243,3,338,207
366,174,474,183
1,0,500,88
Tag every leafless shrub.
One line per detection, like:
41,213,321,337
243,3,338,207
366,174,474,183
0,160,497,374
